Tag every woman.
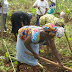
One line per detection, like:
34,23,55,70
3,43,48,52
33,0,49,26
39,11,65,51
11,11,32,41
0,0,9,32
16,23,64,72
39,11,65,27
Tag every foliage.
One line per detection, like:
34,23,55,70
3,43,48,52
6,52,9,61
56,0,72,19
14,61,19,65
31,7,36,16
40,49,44,53
63,60,72,67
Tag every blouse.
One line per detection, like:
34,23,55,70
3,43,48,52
18,24,57,44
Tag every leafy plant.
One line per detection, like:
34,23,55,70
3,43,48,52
63,60,72,67
40,49,44,53
60,48,66,55
0,0,2,3
5,65,11,72
14,61,19,65
6,52,9,61
65,7,71,18
31,7,36,16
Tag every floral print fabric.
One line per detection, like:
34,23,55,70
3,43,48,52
39,14,64,27
18,26,40,43
18,24,57,44
43,23,57,36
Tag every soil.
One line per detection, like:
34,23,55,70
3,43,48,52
0,44,71,72
1,51,71,72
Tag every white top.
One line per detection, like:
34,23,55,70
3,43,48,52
51,0,56,3
33,0,49,15
0,0,9,14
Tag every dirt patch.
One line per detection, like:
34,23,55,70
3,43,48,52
64,16,69,23
69,18,72,22
0,48,71,72
54,12,60,15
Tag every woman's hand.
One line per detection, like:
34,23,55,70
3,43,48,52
37,6,40,10
34,5,40,10
33,53,40,59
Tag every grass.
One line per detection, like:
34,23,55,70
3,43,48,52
0,0,72,71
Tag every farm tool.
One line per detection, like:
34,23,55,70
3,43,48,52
64,31,72,53
25,51,72,71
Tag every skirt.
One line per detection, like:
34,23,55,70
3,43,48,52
16,35,39,66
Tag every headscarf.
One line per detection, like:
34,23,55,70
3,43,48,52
43,23,64,38
43,23,57,36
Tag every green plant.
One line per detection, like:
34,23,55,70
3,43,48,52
5,65,11,71
31,7,36,16
14,61,19,65
0,58,4,66
63,60,72,67
0,0,2,2
6,52,9,61
40,49,44,53
60,48,66,55
65,7,71,18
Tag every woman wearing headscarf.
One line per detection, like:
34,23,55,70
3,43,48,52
39,11,65,51
16,23,64,72
39,11,65,27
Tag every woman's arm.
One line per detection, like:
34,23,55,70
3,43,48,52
49,39,61,63
33,0,39,8
48,39,63,68
24,35,39,59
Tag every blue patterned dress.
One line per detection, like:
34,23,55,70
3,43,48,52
16,24,57,66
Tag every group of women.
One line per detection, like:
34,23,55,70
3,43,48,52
10,0,66,72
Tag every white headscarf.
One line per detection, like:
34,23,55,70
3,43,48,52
56,27,65,38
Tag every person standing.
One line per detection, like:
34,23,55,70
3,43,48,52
0,0,9,32
33,0,49,26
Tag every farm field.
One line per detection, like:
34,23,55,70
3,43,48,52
0,0,72,72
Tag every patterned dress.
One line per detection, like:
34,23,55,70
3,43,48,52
16,24,57,66
39,14,64,27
